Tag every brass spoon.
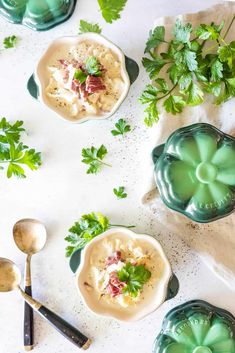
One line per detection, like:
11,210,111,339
0,258,91,350
13,219,47,351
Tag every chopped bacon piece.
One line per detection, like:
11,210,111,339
59,59,70,68
85,75,106,94
71,78,80,93
106,251,122,267
106,272,125,297
63,69,69,83
79,83,89,100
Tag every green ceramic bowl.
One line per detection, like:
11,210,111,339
27,33,139,123
153,300,235,353
0,0,76,31
152,123,235,223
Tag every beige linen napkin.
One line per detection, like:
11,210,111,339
142,1,235,290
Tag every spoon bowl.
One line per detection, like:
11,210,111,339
13,219,47,255
0,258,21,292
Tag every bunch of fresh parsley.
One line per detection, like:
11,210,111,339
0,118,41,178
81,144,111,174
139,16,235,127
65,212,134,257
118,262,151,297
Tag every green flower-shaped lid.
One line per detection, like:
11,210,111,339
153,300,235,353
0,0,76,31
152,123,235,223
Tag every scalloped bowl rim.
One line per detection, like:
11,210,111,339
75,227,172,322
34,33,130,123
153,123,235,223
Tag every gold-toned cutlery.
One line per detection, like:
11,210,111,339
13,219,47,351
0,258,91,350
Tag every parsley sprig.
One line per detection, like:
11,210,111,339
113,186,127,199
65,212,134,257
79,20,102,34
81,144,111,174
111,119,131,136
118,262,151,297
140,16,235,127
0,118,41,178
98,0,127,24
85,56,102,76
3,35,17,49
73,56,102,84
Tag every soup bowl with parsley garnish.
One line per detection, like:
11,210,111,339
28,33,139,123
76,227,178,322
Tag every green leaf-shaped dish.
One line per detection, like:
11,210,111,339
0,0,76,31
153,300,235,353
152,123,235,223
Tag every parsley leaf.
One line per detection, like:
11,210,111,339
65,212,134,257
98,0,127,24
74,69,87,84
173,19,192,44
163,95,186,114
3,35,17,49
186,82,204,106
79,20,102,34
174,49,198,72
85,56,102,76
0,117,24,144
195,21,224,40
218,41,235,70
142,57,167,79
117,262,151,297
210,59,223,82
111,119,131,136
145,26,165,53
81,144,111,174
0,118,41,178
113,186,127,199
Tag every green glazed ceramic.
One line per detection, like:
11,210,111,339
0,0,76,31
152,123,235,223
153,300,235,353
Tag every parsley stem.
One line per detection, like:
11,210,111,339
201,15,235,55
223,14,235,40
158,84,177,101
110,224,135,229
98,159,112,167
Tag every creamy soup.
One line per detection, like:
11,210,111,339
78,233,168,317
45,40,126,121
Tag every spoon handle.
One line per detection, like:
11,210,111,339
19,288,91,350
24,285,34,350
37,306,91,349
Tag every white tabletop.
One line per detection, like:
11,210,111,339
0,0,234,352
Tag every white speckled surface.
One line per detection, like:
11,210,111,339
0,0,234,352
